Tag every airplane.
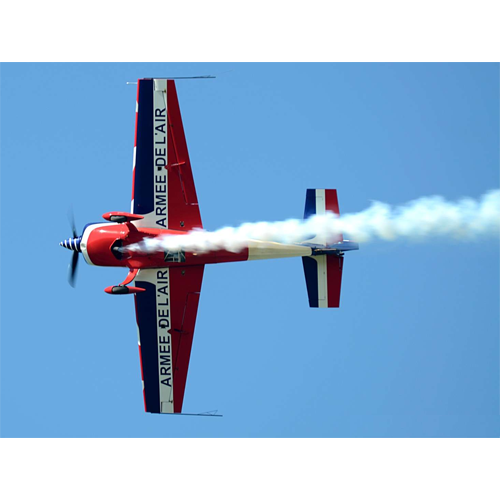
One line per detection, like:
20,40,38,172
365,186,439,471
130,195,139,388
59,78,359,415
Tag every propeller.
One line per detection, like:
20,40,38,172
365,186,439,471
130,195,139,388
69,208,78,239
69,247,79,287
61,208,82,287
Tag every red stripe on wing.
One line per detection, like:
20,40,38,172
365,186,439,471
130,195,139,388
166,80,203,231
169,265,205,413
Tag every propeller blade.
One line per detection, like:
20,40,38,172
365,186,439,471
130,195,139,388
68,250,79,287
68,207,77,239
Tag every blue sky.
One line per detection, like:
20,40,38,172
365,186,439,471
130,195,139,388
1,63,498,437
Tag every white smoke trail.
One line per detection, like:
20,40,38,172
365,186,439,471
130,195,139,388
126,189,500,254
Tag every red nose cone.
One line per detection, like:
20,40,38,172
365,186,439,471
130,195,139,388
86,225,128,266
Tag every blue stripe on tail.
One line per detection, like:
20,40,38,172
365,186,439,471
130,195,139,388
304,189,317,219
302,256,319,307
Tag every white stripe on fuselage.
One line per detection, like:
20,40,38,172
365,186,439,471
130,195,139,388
247,240,313,260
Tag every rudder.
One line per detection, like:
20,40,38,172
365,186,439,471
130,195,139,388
303,188,343,244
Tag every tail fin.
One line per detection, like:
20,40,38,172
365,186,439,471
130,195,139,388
303,188,343,244
302,189,343,308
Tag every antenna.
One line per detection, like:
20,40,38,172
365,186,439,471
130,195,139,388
127,75,216,84
154,75,216,79
163,410,223,417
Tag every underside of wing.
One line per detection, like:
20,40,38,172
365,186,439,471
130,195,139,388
133,265,204,414
131,79,202,231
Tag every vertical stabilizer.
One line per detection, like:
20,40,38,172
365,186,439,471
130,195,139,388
303,188,343,245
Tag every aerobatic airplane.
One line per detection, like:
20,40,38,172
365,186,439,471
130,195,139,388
60,78,358,415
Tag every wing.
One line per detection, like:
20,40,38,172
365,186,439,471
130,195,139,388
134,265,204,414
131,78,203,231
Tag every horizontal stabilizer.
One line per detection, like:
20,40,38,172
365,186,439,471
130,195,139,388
302,255,343,308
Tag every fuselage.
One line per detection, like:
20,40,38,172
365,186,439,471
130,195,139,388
78,222,315,270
